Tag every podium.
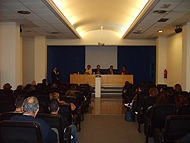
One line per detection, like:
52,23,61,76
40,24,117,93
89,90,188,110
95,75,101,97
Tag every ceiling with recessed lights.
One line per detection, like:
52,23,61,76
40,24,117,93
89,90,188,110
0,0,190,39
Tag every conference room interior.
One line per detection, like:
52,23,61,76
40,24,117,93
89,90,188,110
1,0,190,143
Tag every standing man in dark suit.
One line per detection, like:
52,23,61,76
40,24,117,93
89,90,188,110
107,65,114,74
51,67,60,84
94,65,103,74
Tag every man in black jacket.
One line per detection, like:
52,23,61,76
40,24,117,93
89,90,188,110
51,67,60,84
94,65,103,74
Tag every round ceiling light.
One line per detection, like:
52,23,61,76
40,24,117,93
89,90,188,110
17,11,31,14
153,10,167,14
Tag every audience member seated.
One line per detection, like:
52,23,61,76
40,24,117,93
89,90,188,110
42,79,48,86
107,65,114,74
132,84,147,100
10,96,57,143
49,99,78,143
51,83,58,89
49,92,76,111
16,85,24,91
59,84,67,91
147,81,154,86
120,65,128,75
174,83,182,92
11,96,25,113
167,89,175,97
160,86,167,92
122,81,130,99
149,88,159,99
93,65,103,74
24,84,32,91
3,83,12,91
175,94,188,109
65,90,76,97
146,92,169,118
29,85,35,92
85,65,92,74
31,80,37,86
70,85,78,91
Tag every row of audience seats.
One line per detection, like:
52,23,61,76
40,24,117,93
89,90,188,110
0,83,89,95
123,83,190,143
0,113,72,143
123,84,190,104
0,83,91,143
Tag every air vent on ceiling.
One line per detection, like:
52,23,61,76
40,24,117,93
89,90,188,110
51,32,59,34
158,18,169,22
17,11,31,14
153,10,167,14
161,4,171,9
133,29,142,34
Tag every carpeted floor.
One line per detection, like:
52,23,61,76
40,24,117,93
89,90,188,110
77,114,154,143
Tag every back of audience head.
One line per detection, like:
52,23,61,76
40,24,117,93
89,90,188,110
59,84,67,90
65,90,75,97
22,96,39,115
138,84,147,92
141,81,147,86
149,88,159,98
175,94,188,107
42,79,48,85
16,85,24,91
25,84,32,91
29,85,35,92
49,92,60,101
3,83,12,90
148,81,154,85
51,83,58,89
160,87,167,92
124,81,130,86
70,85,77,91
31,80,36,86
174,84,182,92
156,92,168,104
15,96,25,110
48,99,59,113
167,90,175,97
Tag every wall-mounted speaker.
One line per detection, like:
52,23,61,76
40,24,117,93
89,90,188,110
175,25,182,33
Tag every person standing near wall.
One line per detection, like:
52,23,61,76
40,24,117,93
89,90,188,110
51,67,60,84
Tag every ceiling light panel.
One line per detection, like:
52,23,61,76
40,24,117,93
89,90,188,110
52,0,149,37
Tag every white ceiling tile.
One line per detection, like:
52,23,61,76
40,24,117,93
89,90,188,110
18,0,41,3
23,2,48,10
4,14,24,19
32,9,52,15
2,3,26,9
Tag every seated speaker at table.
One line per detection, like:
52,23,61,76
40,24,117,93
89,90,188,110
120,65,128,75
84,65,92,74
94,65,103,74
107,65,114,74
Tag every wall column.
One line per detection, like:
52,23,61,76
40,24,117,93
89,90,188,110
182,22,190,91
0,22,22,89
156,36,167,85
34,36,47,83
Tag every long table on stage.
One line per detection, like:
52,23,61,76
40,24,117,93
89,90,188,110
70,74,133,86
